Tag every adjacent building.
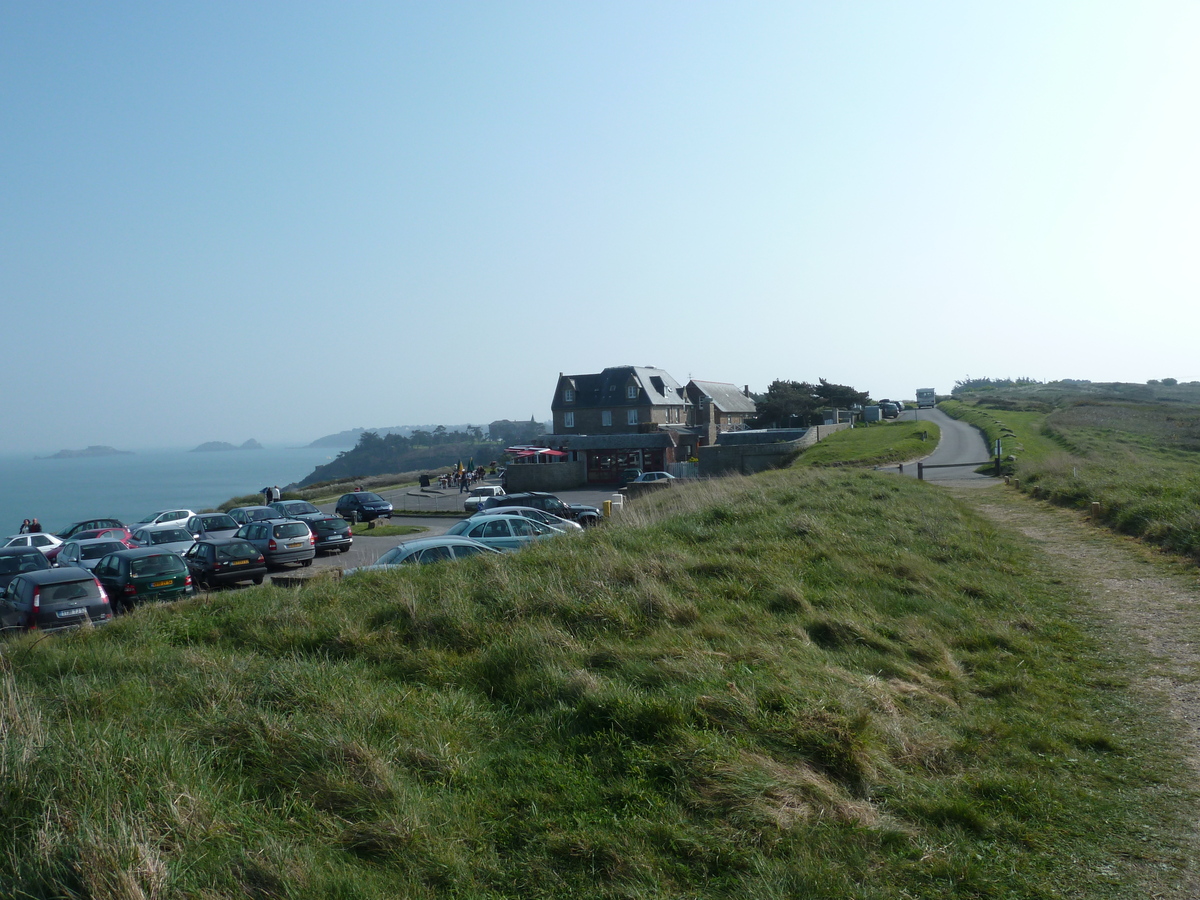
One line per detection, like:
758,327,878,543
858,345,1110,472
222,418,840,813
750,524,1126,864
517,365,758,485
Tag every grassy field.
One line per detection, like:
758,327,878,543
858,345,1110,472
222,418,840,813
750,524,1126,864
942,390,1200,558
0,467,1193,897
796,419,940,468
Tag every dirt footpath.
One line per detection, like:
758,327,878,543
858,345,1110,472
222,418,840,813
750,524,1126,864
958,484,1200,895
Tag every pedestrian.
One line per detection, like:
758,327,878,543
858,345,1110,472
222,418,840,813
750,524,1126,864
272,485,281,503
28,518,41,533
262,486,272,505
459,473,467,493
18,519,29,534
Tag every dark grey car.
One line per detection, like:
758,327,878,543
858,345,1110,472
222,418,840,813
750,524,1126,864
0,547,52,592
0,567,113,634
234,518,315,568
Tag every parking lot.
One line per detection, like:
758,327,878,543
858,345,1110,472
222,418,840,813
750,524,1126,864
301,482,627,572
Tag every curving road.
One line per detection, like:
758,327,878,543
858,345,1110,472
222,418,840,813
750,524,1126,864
894,407,995,485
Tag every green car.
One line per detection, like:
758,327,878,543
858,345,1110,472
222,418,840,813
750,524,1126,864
92,548,192,613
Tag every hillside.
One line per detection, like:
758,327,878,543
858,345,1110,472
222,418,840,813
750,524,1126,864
0,468,1191,897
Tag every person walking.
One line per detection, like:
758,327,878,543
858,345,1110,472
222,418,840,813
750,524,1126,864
272,485,281,503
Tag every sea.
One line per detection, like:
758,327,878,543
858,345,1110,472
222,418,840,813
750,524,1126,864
0,445,340,536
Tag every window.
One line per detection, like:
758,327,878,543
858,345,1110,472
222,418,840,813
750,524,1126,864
602,410,612,427
563,411,575,428
626,385,637,399
627,409,638,425
563,389,574,402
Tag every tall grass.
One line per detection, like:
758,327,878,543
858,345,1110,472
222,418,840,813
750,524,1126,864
794,420,941,468
943,397,1200,559
0,469,1192,897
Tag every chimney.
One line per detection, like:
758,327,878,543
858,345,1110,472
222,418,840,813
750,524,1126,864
744,385,750,397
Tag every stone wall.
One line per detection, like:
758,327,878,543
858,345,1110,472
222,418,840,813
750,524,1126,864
504,461,587,492
698,424,851,475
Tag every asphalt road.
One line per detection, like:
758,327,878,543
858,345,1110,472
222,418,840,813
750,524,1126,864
891,407,996,485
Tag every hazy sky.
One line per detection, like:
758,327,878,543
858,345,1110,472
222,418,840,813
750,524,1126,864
4,2,1198,453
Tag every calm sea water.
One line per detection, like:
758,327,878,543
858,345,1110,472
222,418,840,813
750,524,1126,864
0,446,339,536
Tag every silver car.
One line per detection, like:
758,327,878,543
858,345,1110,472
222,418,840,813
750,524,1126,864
56,538,130,571
466,505,583,532
445,514,564,551
131,508,197,529
130,525,196,556
347,536,500,573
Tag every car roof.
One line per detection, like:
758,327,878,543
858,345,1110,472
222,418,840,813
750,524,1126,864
396,536,495,550
108,547,184,560
229,505,275,512
69,537,129,547
194,537,258,547
0,546,48,556
19,566,97,585
134,522,194,532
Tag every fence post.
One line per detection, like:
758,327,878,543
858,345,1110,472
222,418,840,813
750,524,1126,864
995,456,1001,477
917,462,924,481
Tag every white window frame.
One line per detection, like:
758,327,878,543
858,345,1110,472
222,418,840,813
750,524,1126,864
602,410,612,427
563,389,574,402
563,412,575,428
626,385,637,399
627,409,638,425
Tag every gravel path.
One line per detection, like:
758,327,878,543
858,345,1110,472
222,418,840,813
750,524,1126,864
959,483,1200,896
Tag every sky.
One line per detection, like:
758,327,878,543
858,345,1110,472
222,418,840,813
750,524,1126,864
3,2,1198,453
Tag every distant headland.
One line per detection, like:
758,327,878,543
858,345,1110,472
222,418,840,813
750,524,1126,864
37,445,134,460
191,439,264,452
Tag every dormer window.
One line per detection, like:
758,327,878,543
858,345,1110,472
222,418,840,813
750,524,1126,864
626,385,637,399
563,389,574,402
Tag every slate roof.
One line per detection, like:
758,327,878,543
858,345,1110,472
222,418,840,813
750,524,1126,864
688,380,757,414
554,367,690,410
541,432,678,450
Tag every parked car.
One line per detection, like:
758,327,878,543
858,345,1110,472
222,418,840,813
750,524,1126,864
268,499,327,523
348,536,500,572
132,508,197,530
56,538,131,572
445,514,563,551
234,518,315,568
620,467,643,485
633,471,675,482
185,513,240,542
309,515,353,554
3,532,65,560
478,492,601,526
467,505,583,532
463,485,505,513
58,518,124,540
66,526,134,545
129,525,196,555
92,548,192,613
0,566,113,634
335,492,393,524
227,506,282,526
0,547,52,592
183,538,267,590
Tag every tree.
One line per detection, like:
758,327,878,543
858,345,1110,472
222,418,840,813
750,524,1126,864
748,378,872,429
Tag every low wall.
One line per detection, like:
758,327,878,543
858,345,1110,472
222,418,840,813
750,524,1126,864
699,424,851,475
504,461,587,492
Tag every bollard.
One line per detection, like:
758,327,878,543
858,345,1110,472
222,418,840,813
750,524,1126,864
917,462,924,481
898,463,903,474
1004,475,1011,485
1013,479,1020,490
1091,501,1100,520
603,499,612,518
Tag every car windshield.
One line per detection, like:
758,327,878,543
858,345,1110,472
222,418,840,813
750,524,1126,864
201,516,237,530
82,541,125,559
280,501,320,515
216,542,259,563
131,555,187,578
151,529,191,544
356,492,385,503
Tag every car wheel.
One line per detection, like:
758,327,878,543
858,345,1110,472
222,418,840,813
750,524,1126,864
301,558,312,567
253,575,264,585
347,511,358,524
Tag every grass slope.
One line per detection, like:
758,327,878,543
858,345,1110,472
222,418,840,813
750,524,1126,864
0,470,1192,897
942,394,1200,559
796,420,940,468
